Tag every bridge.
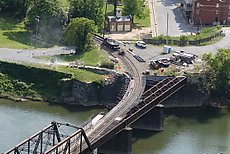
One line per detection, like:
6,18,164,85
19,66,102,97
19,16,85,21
4,37,187,154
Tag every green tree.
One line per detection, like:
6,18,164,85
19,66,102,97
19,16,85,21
123,0,144,23
68,0,104,32
63,17,96,52
0,0,29,18
25,0,65,42
203,49,230,98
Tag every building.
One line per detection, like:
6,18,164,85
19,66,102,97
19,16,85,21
107,15,132,32
181,0,193,24
191,0,230,25
106,8,132,32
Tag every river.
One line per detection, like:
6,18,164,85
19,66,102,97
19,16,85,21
1,99,230,153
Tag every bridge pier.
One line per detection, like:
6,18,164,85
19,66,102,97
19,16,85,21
97,127,132,154
131,104,164,131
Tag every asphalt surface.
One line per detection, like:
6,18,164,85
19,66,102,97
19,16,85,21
128,27,230,70
154,0,197,36
0,47,75,65
0,28,229,73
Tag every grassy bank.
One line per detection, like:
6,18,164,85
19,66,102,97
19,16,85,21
38,48,111,67
0,61,103,101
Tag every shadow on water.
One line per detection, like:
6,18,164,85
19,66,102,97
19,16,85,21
132,107,226,143
165,107,225,123
132,129,160,144
47,102,104,113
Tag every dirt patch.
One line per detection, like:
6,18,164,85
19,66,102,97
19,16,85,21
105,27,151,41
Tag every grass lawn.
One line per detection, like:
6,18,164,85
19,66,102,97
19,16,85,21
151,26,222,43
53,66,103,82
0,0,68,49
0,16,57,49
134,5,150,27
41,48,110,67
106,1,150,28
0,16,31,49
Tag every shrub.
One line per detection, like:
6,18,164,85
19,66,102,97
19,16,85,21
100,61,114,69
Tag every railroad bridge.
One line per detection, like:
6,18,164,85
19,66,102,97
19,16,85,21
4,75,186,154
4,37,187,154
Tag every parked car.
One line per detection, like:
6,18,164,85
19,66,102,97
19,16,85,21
121,41,131,44
158,58,170,67
135,41,147,48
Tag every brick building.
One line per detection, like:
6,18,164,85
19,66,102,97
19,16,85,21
106,8,132,32
191,0,230,25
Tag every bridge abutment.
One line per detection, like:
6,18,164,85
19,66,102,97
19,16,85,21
131,104,164,131
97,127,132,154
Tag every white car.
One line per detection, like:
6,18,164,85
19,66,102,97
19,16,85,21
135,41,147,48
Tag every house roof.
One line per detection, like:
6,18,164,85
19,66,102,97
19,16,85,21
107,16,131,22
184,0,192,4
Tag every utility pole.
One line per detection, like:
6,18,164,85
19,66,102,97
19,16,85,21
35,16,40,48
166,13,169,45
103,0,108,38
114,0,117,16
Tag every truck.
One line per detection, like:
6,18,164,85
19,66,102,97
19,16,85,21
103,37,120,50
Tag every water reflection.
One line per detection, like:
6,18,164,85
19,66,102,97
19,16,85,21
132,107,230,154
1,99,230,154
0,99,101,152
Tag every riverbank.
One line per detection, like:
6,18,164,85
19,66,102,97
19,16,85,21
0,60,130,106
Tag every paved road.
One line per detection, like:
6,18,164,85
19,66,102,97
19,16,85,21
128,27,230,71
0,47,75,65
0,27,229,71
154,0,197,36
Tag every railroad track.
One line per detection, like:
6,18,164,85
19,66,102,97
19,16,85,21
45,36,144,154
70,45,144,153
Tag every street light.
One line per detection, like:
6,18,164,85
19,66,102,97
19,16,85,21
35,16,40,48
166,13,169,45
103,0,108,38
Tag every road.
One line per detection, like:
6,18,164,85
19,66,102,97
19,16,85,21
0,47,75,65
151,0,197,36
129,28,230,68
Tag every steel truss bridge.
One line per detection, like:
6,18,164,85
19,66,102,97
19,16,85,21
4,35,187,153
4,76,186,154
4,122,92,154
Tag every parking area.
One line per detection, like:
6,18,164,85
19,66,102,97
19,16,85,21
154,0,197,36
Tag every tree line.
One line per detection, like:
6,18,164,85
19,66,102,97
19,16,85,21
203,49,230,99
0,0,144,52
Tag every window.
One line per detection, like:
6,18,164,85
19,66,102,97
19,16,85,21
216,10,219,14
197,3,200,8
216,3,219,8
196,9,200,14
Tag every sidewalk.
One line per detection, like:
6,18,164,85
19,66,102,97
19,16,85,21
148,0,158,37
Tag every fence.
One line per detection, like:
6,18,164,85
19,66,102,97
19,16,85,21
144,31,224,46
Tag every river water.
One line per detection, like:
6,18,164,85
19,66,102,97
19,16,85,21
0,99,230,154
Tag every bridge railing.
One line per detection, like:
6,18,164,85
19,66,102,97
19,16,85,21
83,76,187,153
3,122,61,154
44,127,92,154
124,76,187,125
